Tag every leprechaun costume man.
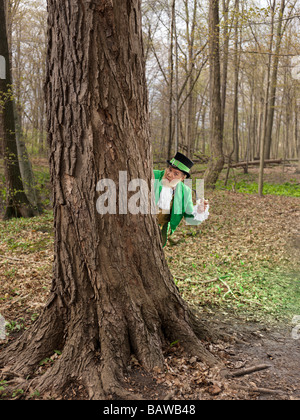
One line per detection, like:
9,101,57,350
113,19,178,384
154,152,210,247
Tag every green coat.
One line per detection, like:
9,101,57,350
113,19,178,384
154,170,204,247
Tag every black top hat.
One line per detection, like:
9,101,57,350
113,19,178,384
167,152,194,179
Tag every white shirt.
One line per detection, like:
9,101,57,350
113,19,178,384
157,186,210,223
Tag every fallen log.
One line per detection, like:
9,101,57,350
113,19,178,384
154,157,298,170
228,159,283,169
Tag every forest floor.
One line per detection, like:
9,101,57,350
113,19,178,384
0,162,299,400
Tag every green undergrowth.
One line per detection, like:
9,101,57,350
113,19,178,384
0,211,54,254
171,261,300,324
216,179,300,198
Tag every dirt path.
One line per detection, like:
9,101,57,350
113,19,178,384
206,311,300,400
119,309,300,401
232,324,300,400
220,221,300,400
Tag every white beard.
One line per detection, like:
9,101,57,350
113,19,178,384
157,186,174,211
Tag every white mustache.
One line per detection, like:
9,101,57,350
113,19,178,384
162,178,181,189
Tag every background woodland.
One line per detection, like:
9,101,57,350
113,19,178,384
1,0,300,191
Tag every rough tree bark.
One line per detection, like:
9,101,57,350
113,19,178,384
0,0,219,400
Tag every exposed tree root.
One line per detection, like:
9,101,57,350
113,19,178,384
0,293,222,400
0,297,65,379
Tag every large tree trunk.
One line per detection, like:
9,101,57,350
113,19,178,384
0,0,35,220
0,0,218,400
205,0,224,189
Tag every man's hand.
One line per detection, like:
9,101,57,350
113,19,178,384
197,199,209,214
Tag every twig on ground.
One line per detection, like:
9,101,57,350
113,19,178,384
0,254,24,263
233,385,283,396
229,364,272,378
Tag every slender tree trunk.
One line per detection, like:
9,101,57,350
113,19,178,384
232,0,240,163
258,0,275,197
7,8,39,210
185,0,197,159
264,0,286,160
167,0,176,158
14,102,40,211
205,0,224,189
248,81,255,162
0,0,35,219
220,0,231,134
0,0,218,400
202,105,207,154
174,0,179,155
295,103,300,173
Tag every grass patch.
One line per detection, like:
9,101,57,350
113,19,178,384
0,210,54,254
172,263,300,323
216,179,300,197
0,157,51,212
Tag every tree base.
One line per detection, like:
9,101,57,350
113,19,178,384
3,200,36,220
0,292,223,400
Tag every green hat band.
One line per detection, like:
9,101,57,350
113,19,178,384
170,158,190,173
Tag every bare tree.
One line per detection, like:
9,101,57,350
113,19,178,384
0,0,35,219
258,0,276,197
264,0,292,160
232,0,240,163
205,0,224,189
